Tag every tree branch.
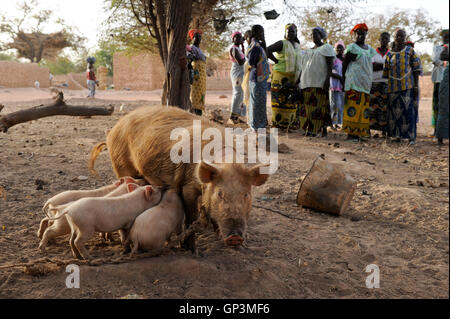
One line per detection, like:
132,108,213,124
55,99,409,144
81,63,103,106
154,0,168,66
129,0,149,27
0,91,114,133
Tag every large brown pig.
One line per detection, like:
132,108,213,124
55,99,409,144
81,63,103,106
89,106,270,251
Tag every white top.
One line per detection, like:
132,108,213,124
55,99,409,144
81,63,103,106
372,50,388,83
300,43,335,89
344,43,377,94
432,44,445,83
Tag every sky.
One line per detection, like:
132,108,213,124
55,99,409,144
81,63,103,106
0,0,448,56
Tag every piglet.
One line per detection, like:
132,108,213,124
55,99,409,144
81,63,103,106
42,178,123,216
38,178,147,249
37,176,145,239
47,183,162,260
124,189,184,256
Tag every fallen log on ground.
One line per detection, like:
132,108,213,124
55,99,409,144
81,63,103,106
0,89,114,133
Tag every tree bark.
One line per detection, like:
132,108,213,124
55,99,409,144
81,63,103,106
161,77,168,106
165,0,192,110
0,91,114,133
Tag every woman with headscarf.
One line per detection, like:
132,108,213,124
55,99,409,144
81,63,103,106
436,43,449,145
431,29,449,135
382,29,422,145
188,29,207,116
228,31,247,124
330,40,345,130
298,26,335,136
369,32,390,136
247,25,270,130
267,23,303,131
342,23,377,142
86,63,98,98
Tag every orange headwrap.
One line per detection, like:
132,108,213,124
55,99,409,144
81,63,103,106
188,29,203,40
351,23,368,34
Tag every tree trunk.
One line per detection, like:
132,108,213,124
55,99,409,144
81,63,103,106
165,0,193,110
0,91,114,133
161,77,168,106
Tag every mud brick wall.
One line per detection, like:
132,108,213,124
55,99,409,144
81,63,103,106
206,58,232,91
419,76,433,98
113,52,233,91
68,72,88,90
97,66,109,90
113,52,165,91
0,61,50,88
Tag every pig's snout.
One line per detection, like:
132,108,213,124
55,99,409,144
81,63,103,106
222,218,245,246
224,234,244,246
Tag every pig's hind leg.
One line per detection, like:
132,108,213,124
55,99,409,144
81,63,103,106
39,219,70,251
37,218,49,239
67,220,83,259
69,231,82,259
73,228,94,260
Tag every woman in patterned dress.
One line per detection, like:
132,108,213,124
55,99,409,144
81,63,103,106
382,29,422,145
298,26,335,137
342,23,377,142
188,29,207,116
267,24,303,131
369,32,390,136
247,24,270,130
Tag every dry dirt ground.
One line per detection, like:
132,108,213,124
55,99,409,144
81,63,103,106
0,88,448,299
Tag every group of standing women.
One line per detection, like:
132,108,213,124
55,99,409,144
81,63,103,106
187,24,449,145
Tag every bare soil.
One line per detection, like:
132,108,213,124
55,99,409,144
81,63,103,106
0,88,448,298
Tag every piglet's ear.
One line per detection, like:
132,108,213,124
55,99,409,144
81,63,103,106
114,179,123,187
125,177,136,184
127,183,139,193
197,161,221,184
144,186,153,201
247,164,270,186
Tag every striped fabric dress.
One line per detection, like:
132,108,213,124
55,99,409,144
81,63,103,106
383,46,422,141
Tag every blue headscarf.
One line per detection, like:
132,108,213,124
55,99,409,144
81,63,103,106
313,26,327,40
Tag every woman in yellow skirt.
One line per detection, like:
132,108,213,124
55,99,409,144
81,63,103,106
342,23,377,142
188,29,207,116
267,24,303,130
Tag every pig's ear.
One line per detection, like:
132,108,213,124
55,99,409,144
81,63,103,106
114,179,123,187
127,183,139,193
124,177,136,184
247,164,270,186
197,161,221,184
144,186,153,201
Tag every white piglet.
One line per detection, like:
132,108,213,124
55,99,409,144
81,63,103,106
124,189,185,256
42,180,121,216
48,183,162,260
37,179,123,241
38,178,147,250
